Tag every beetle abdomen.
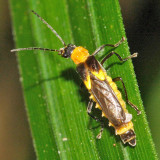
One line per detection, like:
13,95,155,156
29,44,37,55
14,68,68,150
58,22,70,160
120,129,136,146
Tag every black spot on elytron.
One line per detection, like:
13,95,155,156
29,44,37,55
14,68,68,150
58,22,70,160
86,56,100,72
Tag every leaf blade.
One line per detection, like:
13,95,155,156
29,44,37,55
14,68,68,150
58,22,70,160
10,0,158,159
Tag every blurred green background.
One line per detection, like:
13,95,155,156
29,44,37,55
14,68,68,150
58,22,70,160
0,0,159,159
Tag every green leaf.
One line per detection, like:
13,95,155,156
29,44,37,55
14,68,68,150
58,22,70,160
146,72,160,157
9,0,158,159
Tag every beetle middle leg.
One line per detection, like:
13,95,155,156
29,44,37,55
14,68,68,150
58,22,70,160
87,99,100,122
101,51,138,66
87,100,105,139
113,77,141,115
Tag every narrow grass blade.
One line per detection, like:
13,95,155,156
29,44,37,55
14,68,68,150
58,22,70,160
9,0,158,159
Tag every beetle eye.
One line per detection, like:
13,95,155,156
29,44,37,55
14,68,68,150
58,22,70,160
62,44,76,58
63,53,68,58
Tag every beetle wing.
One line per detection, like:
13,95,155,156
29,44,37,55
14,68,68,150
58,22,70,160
90,73,126,126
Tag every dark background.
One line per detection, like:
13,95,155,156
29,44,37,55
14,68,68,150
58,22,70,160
0,0,159,159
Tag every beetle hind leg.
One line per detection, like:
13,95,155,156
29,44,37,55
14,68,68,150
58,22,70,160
113,77,141,115
96,124,104,139
127,101,141,115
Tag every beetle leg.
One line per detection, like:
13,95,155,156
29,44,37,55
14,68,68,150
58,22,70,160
92,37,125,56
80,82,85,89
87,100,103,122
101,51,138,66
87,100,99,121
113,77,141,115
87,100,105,139
87,99,94,113
96,124,104,139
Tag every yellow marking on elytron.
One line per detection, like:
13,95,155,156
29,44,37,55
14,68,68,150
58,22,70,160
84,75,91,90
91,69,106,80
102,112,106,117
110,81,118,90
115,90,122,99
108,122,113,127
95,103,101,109
106,75,112,83
89,95,95,100
115,121,134,135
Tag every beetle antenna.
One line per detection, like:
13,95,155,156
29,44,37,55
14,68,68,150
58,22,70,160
11,47,60,53
31,10,66,46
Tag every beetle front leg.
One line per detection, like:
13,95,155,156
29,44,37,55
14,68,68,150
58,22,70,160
92,37,125,56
